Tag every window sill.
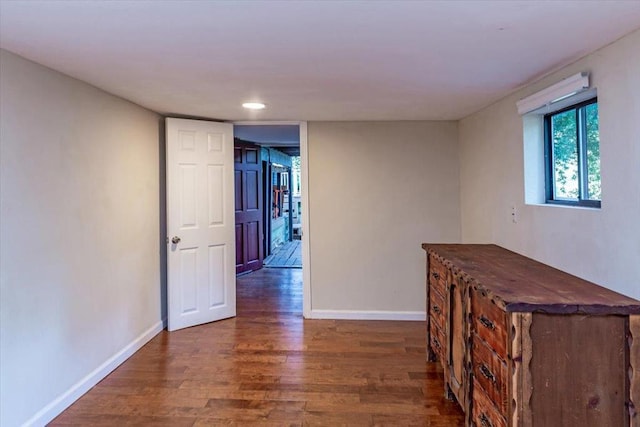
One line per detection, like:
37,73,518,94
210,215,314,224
526,202,601,211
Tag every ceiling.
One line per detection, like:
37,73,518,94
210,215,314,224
235,124,300,155
1,1,639,121
234,125,300,145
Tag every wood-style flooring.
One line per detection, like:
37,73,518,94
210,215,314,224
264,240,302,268
50,268,464,426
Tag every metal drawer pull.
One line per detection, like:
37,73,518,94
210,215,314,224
478,315,496,330
431,272,440,280
479,364,496,383
480,413,494,427
432,304,441,314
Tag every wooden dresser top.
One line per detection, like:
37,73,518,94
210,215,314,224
423,243,640,315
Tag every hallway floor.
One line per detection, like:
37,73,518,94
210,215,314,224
50,268,464,426
264,239,302,268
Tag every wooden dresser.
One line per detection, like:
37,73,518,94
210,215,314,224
423,244,640,427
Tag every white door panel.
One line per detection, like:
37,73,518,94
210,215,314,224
167,118,235,331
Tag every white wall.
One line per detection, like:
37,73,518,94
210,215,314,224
307,122,460,316
0,50,162,426
459,29,640,300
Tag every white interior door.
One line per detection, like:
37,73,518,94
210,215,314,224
166,118,235,331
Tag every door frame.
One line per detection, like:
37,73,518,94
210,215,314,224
262,159,271,258
233,121,311,318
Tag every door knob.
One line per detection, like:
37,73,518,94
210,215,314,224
171,236,181,244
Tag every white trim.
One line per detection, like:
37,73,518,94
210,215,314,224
23,321,164,427
231,120,312,318
308,310,426,321
526,202,601,211
516,72,589,115
299,122,311,318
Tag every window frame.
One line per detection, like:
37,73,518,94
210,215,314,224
543,97,600,208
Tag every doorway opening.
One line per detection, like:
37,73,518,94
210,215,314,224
234,124,302,270
165,119,311,331
264,155,302,268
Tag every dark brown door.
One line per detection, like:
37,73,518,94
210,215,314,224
235,142,263,274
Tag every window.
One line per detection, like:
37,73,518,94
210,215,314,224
544,98,600,207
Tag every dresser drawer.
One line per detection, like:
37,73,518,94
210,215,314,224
429,285,446,329
471,288,507,357
471,378,506,427
428,254,448,290
429,318,446,361
472,335,508,415
430,277,446,304
429,270,446,299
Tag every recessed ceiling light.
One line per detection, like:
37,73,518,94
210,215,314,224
242,102,266,110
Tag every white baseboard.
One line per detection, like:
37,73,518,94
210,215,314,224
307,310,426,321
24,320,164,427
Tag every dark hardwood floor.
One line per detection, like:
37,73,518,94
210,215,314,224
50,268,464,426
